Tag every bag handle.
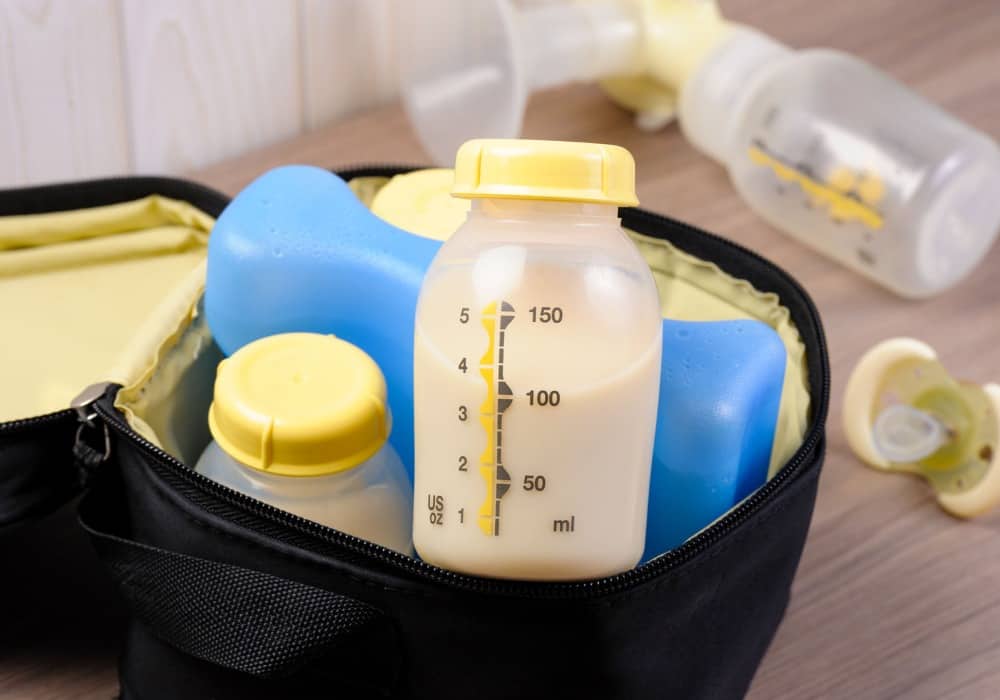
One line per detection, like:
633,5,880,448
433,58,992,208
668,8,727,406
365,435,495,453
79,487,400,687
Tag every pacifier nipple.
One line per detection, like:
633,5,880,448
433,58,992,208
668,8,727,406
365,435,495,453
872,404,948,463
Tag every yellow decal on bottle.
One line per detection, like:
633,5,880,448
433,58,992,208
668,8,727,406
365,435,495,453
749,143,885,230
477,301,515,536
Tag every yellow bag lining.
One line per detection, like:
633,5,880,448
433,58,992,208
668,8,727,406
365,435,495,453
113,266,222,466
3,182,809,481
0,196,213,423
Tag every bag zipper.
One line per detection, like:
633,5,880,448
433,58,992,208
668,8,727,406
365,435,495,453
0,409,75,434
94,396,825,601
72,166,829,600
71,382,114,485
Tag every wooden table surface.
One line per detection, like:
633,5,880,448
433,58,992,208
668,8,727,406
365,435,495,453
4,1,1000,698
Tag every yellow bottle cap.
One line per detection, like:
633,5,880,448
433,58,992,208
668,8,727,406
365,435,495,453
452,139,638,206
208,333,390,477
371,168,470,241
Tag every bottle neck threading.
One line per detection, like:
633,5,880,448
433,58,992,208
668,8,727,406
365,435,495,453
469,198,620,221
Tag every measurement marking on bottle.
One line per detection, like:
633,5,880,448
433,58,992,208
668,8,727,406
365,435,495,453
529,306,563,323
427,494,444,526
553,515,576,533
478,301,515,536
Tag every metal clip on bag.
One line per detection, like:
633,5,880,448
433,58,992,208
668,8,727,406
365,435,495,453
0,169,829,700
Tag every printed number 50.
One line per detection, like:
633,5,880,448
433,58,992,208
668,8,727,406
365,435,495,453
523,475,546,491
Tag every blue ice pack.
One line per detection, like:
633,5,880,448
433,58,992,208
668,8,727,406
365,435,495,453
206,165,785,556
645,320,785,559
207,166,439,473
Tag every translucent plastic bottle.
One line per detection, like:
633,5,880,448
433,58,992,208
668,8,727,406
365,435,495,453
412,139,663,580
196,332,413,554
679,28,1000,298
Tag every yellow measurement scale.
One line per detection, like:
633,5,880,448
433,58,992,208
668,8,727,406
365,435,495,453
478,301,516,536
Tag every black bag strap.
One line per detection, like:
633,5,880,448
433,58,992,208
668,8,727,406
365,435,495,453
79,491,399,689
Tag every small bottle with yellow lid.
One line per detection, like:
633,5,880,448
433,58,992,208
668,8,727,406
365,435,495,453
413,139,662,580
196,332,413,554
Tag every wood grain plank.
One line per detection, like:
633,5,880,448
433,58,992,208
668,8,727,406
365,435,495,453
120,0,304,174
299,0,395,130
0,0,129,187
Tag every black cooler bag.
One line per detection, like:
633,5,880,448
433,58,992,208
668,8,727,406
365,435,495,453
0,170,829,699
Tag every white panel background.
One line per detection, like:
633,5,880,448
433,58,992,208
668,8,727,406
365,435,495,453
300,0,397,130
0,0,130,185
0,0,395,187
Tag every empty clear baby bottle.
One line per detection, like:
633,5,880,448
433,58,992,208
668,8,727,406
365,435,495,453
413,139,662,580
196,332,413,553
677,26,1000,298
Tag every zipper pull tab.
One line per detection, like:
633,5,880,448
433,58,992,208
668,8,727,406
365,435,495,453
71,382,114,486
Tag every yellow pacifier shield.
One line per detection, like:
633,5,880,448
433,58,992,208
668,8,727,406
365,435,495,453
452,139,639,206
208,333,390,477
844,337,1000,518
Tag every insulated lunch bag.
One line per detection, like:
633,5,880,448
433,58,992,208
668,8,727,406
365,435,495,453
0,168,829,699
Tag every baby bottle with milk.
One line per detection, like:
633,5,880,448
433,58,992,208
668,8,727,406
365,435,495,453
412,139,662,581
196,332,413,554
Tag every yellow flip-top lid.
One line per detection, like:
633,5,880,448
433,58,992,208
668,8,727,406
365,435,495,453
208,333,390,477
371,168,469,241
452,139,638,206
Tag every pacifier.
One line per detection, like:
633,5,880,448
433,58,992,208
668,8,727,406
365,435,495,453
844,337,1000,517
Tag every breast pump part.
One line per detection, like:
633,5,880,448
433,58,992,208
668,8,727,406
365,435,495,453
397,0,1000,298
204,164,789,558
396,0,643,165
626,15,1000,297
396,0,745,164
196,332,413,553
844,337,1000,518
